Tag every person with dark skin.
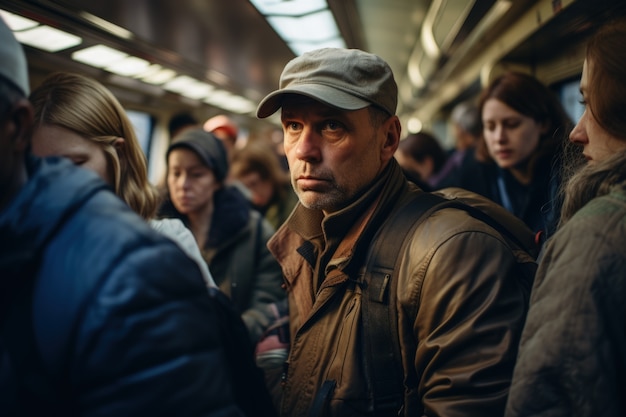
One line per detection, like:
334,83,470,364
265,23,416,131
0,17,252,417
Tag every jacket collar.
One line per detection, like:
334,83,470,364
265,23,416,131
270,159,409,280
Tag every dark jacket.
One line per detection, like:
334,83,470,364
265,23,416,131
0,157,246,417
160,186,285,342
505,185,626,417
268,160,532,417
441,151,561,237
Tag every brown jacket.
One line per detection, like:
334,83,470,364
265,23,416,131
268,160,533,417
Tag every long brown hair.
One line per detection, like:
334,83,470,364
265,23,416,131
30,72,160,219
476,72,572,179
559,18,626,226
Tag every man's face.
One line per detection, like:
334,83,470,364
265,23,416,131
281,96,398,214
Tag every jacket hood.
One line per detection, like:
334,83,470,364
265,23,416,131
0,156,108,281
158,184,251,249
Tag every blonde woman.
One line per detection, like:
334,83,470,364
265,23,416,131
29,72,215,286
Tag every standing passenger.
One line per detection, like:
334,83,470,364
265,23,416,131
437,100,482,189
169,112,200,141
451,72,572,238
160,128,285,343
505,18,626,417
0,17,251,417
395,130,448,189
29,72,215,287
257,47,532,417
230,141,298,230
204,114,240,161
450,100,482,160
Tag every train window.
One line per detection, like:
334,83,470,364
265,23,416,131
558,78,585,124
126,109,154,159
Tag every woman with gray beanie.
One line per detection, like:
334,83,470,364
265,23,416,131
159,128,285,343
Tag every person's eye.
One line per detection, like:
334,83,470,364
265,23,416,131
284,121,301,132
323,120,343,131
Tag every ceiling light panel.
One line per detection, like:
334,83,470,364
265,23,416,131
14,25,82,52
249,0,346,55
136,65,177,85
72,44,128,67
267,9,340,42
0,10,38,30
248,0,327,16
105,56,151,77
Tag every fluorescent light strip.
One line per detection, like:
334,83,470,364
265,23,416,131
1,8,82,52
105,56,151,77
1,8,252,115
204,90,256,114
72,45,249,112
1,7,253,115
164,76,215,100
249,0,345,56
14,25,82,52
136,65,177,85
267,10,339,42
0,10,38,30
72,44,128,67
248,0,327,16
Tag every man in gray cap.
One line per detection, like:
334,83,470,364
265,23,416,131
0,16,273,417
258,47,535,416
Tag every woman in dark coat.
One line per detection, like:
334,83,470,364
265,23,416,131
160,128,285,343
449,72,572,239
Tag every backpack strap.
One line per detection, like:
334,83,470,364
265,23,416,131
361,191,451,415
362,190,537,415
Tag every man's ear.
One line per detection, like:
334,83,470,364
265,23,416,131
6,98,34,152
381,115,401,162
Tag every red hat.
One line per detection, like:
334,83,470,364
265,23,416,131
203,115,238,140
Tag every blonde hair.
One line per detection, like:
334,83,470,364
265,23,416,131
30,72,160,219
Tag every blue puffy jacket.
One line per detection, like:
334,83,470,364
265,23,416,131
0,156,247,416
